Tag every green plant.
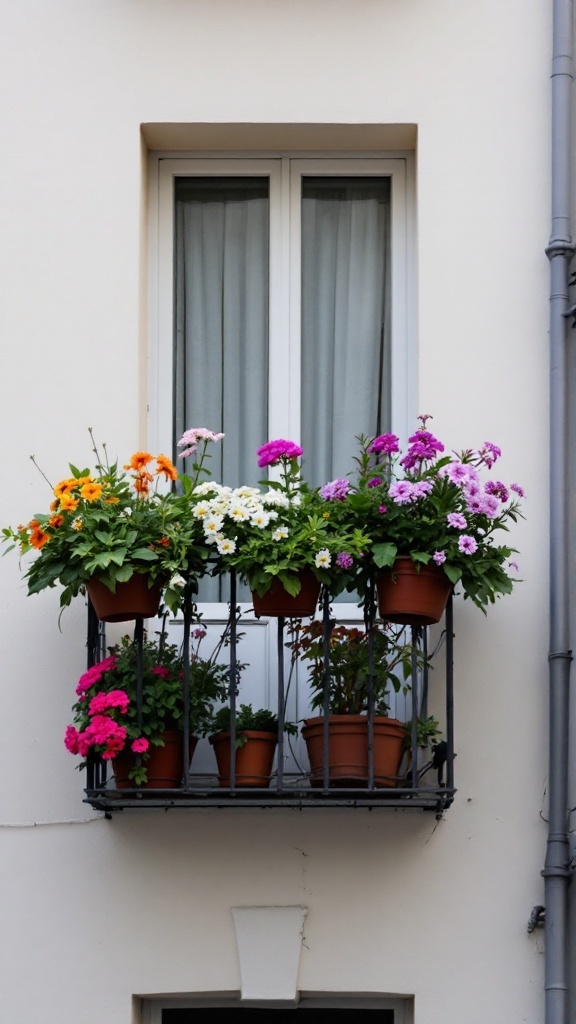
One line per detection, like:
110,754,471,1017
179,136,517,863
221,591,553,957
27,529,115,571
64,624,230,783
210,703,297,748
319,416,525,612
2,428,225,615
403,714,442,751
196,439,369,599
287,619,421,717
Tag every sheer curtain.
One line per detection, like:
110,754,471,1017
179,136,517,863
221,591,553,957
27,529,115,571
300,177,391,487
174,178,269,489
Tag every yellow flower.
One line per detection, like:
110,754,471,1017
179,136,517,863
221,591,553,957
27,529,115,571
59,494,79,512
54,478,78,498
80,482,103,502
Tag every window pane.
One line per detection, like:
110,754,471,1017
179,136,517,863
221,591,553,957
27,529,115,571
174,177,269,489
301,176,391,487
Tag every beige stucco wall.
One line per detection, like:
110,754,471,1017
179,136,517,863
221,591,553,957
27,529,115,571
0,1,550,1022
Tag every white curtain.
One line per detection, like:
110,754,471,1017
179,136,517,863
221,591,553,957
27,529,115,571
300,176,391,487
174,178,269,489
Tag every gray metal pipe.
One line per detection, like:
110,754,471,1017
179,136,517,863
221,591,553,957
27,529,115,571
545,0,574,1021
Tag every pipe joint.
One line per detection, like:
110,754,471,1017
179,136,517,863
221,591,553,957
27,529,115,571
548,649,573,662
545,239,576,259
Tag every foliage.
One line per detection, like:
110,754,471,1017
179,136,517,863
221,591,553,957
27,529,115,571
403,714,443,751
210,703,297,749
200,440,370,598
287,619,421,717
322,416,525,612
64,624,229,783
2,429,225,615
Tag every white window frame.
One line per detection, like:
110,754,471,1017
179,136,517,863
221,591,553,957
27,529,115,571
141,995,413,1024
147,152,416,455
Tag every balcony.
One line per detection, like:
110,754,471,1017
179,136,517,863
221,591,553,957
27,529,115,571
82,574,456,816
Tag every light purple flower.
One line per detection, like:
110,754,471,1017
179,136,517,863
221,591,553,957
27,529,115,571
336,552,354,569
433,550,446,565
509,561,520,573
389,480,415,505
442,462,470,484
447,512,467,530
177,427,225,458
458,535,478,555
257,439,303,468
511,483,525,498
411,480,433,498
320,478,350,501
368,433,399,455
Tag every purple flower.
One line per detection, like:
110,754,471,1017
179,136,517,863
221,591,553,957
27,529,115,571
367,476,383,488
378,505,387,514
401,431,445,470
389,480,416,505
336,552,354,569
320,478,350,501
479,441,501,468
433,550,446,565
509,561,520,573
458,535,478,555
368,433,399,455
257,439,303,468
485,480,509,502
411,480,433,498
447,512,467,530
511,483,525,498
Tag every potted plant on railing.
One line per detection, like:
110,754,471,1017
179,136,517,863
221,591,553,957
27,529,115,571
195,438,370,617
64,624,229,789
2,427,224,621
208,704,298,788
288,619,422,788
320,416,525,625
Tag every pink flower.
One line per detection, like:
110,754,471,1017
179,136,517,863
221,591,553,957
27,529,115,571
177,427,225,459
257,439,303,468
131,737,150,754
64,725,80,754
152,666,170,679
88,689,129,716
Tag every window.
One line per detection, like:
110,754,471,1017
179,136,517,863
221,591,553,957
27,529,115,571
142,998,412,1024
149,155,414,470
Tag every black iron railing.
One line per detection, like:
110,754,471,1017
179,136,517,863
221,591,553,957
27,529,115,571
83,574,455,816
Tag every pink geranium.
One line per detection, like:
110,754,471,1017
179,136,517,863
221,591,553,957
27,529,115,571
257,439,303,468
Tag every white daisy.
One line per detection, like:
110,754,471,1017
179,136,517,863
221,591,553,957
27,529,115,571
315,548,331,568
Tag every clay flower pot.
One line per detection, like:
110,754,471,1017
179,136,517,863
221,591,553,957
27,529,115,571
87,575,163,623
209,730,278,787
113,729,194,790
251,570,321,618
302,715,405,789
376,557,452,626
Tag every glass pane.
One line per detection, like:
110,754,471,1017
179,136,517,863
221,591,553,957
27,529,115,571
174,177,270,489
301,176,391,488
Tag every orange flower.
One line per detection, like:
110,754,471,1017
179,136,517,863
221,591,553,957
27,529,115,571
134,478,150,495
29,527,49,550
28,518,40,530
157,537,170,547
49,514,64,528
49,499,59,512
76,476,93,486
54,478,78,498
80,482,103,502
124,452,153,471
155,454,178,481
104,496,120,505
59,494,79,512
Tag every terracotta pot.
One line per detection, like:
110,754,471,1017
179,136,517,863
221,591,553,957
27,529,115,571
209,730,278,787
302,715,405,789
251,570,321,618
113,730,195,790
376,557,452,626
87,575,163,623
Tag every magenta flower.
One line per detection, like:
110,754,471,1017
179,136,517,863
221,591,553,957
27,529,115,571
479,441,501,468
511,483,525,498
458,535,478,555
378,505,388,514
320,478,350,501
64,725,80,754
193,627,207,640
257,438,303,468
152,666,170,679
88,689,130,716
368,433,399,455
131,737,150,754
336,552,354,569
367,476,383,488
447,512,467,530
485,480,509,502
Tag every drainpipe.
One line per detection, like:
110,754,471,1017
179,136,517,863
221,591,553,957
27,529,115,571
544,0,573,1021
